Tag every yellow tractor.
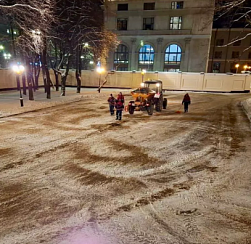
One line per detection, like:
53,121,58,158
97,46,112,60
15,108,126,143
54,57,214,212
128,80,167,115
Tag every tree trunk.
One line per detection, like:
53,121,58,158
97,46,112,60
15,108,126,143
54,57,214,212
54,70,59,91
76,46,82,93
61,55,71,96
41,38,51,99
22,73,27,95
26,59,34,101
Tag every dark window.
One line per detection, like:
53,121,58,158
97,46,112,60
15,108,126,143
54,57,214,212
117,4,128,11
117,19,128,30
216,39,224,46
171,1,184,9
114,44,129,64
249,52,251,59
144,2,155,10
232,51,239,58
233,40,241,46
214,51,222,59
117,67,128,71
170,17,182,29
143,18,154,30
165,44,182,64
213,62,221,73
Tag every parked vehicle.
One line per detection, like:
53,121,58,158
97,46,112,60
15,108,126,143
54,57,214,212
128,80,167,115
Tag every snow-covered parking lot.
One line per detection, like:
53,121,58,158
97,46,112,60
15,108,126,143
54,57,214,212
1,90,251,244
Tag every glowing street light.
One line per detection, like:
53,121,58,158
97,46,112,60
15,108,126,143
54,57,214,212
235,64,240,73
244,65,248,71
0,45,4,50
141,69,146,83
3,53,11,59
12,64,25,107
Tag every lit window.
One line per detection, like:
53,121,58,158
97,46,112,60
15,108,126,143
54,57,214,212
138,44,155,71
171,1,184,9
117,19,128,30
170,17,182,29
165,44,182,64
143,18,154,30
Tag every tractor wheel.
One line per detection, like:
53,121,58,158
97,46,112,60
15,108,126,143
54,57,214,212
163,98,167,109
128,105,134,114
155,94,163,112
147,103,154,115
155,96,163,112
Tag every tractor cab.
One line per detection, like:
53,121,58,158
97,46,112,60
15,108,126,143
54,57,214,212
141,80,163,94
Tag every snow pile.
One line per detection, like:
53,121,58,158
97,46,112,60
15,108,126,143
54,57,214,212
241,97,251,123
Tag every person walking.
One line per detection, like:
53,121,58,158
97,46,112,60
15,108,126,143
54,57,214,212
117,92,124,102
182,93,191,113
107,94,115,115
115,92,125,120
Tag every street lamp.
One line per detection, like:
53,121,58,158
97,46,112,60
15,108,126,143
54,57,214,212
3,53,11,59
97,67,105,93
235,64,240,73
12,65,25,107
141,69,146,83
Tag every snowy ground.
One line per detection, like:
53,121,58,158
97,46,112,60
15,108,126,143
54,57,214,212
1,89,251,244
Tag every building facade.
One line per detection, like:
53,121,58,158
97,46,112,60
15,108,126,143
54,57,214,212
208,28,251,73
104,0,215,72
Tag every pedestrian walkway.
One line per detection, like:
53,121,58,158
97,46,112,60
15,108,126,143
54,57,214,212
0,87,124,118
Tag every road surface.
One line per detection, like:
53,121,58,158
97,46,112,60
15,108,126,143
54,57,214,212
1,92,251,244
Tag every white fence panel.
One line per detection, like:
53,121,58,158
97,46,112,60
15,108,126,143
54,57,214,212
0,69,250,92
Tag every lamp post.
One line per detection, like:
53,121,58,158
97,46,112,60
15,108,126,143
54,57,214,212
235,64,240,73
97,67,105,93
141,69,146,83
0,45,4,68
12,65,25,107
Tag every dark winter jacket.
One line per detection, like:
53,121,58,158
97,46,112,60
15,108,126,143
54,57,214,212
108,96,115,105
182,94,191,104
115,100,124,110
117,95,124,103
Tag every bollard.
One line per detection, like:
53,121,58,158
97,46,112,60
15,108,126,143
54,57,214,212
20,97,24,107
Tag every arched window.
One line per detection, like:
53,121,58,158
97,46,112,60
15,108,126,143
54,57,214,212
138,44,154,71
164,44,182,72
114,44,129,71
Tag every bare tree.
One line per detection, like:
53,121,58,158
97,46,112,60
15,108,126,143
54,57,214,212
50,0,118,96
0,0,54,99
215,0,251,48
